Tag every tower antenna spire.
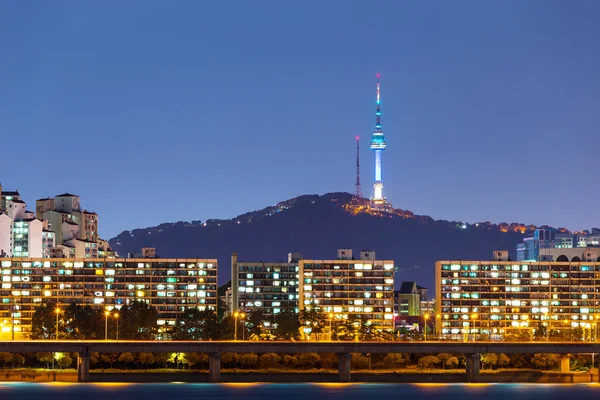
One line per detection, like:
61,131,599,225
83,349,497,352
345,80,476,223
370,73,388,210
355,136,362,199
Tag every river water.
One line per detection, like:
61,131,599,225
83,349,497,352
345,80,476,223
1,382,599,399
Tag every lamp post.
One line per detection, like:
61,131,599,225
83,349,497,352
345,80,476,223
114,313,119,341
470,313,478,342
436,314,442,340
329,313,333,340
54,307,61,339
234,312,239,341
105,311,110,340
423,314,430,342
241,313,246,341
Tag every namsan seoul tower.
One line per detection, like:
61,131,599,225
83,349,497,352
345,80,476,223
370,74,389,209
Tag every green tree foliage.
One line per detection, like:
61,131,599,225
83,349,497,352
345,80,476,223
153,353,170,369
245,310,272,340
531,354,560,370
36,352,55,369
298,353,320,369
273,308,301,340
351,354,369,370
63,303,104,339
100,353,118,368
498,353,511,368
118,352,134,370
222,353,240,368
481,353,498,370
138,352,155,368
240,353,258,369
417,355,439,370
258,353,281,369
436,353,452,369
299,307,327,340
382,354,406,369
218,316,235,340
282,355,298,368
333,314,373,341
533,322,548,341
172,308,219,340
445,357,459,369
57,355,73,369
31,302,58,339
0,352,12,368
119,301,158,340
11,353,25,368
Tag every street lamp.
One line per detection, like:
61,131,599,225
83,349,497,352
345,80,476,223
423,314,430,342
54,308,61,339
105,311,111,340
470,313,478,342
436,314,441,340
234,312,245,341
114,313,119,341
329,313,333,340
241,313,246,341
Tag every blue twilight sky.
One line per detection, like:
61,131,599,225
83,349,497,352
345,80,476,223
1,1,600,239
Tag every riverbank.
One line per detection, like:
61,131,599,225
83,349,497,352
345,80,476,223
0,368,597,383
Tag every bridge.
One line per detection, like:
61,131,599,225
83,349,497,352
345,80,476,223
0,341,596,383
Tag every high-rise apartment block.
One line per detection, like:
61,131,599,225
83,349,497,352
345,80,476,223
0,257,217,339
231,249,395,333
436,255,600,341
231,252,300,327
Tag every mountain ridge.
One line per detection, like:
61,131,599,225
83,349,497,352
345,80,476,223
109,192,537,290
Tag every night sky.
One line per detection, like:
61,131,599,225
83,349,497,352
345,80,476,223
1,1,599,239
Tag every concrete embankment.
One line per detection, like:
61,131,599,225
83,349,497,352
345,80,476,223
0,370,597,383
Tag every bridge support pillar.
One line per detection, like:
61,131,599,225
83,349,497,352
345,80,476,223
338,353,351,382
77,350,91,383
209,353,221,383
560,355,570,373
465,353,480,383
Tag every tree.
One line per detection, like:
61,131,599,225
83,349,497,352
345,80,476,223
138,352,155,369
218,316,235,340
31,302,58,339
351,354,369,370
382,353,406,369
299,307,327,340
154,353,170,369
57,355,73,369
246,310,272,340
531,354,560,370
118,352,134,370
481,353,498,370
63,303,103,339
445,357,459,369
273,308,301,340
498,353,511,368
119,301,158,340
0,352,12,368
282,355,298,368
36,352,55,369
298,353,320,369
185,353,208,369
240,353,258,369
533,322,548,341
11,353,25,368
100,353,118,369
437,353,452,369
417,356,439,370
172,308,219,340
259,353,281,369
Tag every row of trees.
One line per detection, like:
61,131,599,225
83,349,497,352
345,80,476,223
0,351,594,372
31,301,397,341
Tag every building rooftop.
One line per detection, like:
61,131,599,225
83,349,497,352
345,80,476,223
399,281,418,294
64,221,79,226
10,199,26,204
2,191,20,196
55,193,78,198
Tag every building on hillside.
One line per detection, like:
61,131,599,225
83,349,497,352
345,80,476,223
517,227,600,261
0,257,217,340
0,198,48,258
436,254,600,341
299,251,395,333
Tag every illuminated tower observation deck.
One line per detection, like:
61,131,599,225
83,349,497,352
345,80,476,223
370,74,388,209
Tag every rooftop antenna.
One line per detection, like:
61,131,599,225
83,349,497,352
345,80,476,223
355,136,362,199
